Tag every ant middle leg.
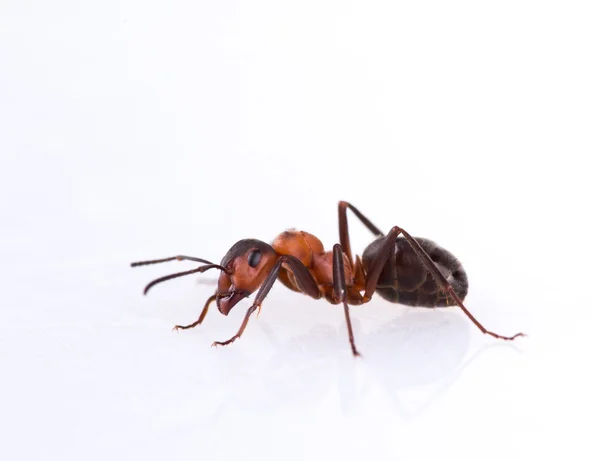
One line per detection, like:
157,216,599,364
338,201,384,267
332,244,361,357
362,226,526,341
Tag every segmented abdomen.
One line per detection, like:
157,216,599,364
362,236,468,308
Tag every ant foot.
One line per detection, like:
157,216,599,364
211,337,237,347
488,331,527,341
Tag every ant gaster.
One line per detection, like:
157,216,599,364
131,201,525,356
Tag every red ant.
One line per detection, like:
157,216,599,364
131,201,525,356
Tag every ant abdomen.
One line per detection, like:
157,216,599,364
362,236,469,308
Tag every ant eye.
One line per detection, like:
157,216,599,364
247,250,262,268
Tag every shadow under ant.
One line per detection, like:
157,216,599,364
199,303,523,423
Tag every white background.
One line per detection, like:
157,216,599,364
1,1,599,460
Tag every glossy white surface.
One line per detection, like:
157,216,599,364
1,2,598,460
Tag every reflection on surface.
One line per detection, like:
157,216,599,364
2,295,526,460
202,307,523,423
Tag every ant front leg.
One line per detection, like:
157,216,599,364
363,227,526,341
212,255,321,347
173,294,217,331
333,244,361,357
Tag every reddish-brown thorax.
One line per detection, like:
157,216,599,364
271,229,365,304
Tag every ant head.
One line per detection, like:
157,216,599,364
216,239,278,316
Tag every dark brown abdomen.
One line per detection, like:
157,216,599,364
362,236,469,307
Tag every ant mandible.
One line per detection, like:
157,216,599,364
131,201,525,357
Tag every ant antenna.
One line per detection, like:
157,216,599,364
142,264,227,295
131,256,215,267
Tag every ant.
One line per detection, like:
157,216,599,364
131,201,525,357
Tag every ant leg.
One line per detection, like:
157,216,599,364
333,244,361,357
173,294,217,331
212,255,321,347
364,227,525,341
338,201,384,267
211,304,259,347
131,255,215,267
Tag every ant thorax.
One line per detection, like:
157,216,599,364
271,229,324,266
271,229,354,289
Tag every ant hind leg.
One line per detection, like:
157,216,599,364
362,226,525,341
